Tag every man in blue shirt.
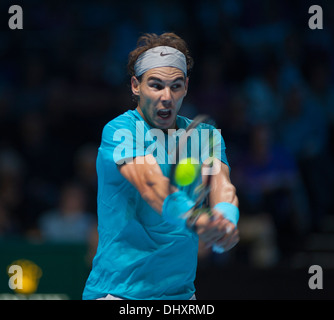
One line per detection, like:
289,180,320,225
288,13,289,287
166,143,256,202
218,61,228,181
83,32,239,300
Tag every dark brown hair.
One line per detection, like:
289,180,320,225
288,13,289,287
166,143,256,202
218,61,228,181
127,32,194,79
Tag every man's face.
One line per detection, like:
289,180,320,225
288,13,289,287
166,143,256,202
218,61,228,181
131,67,189,130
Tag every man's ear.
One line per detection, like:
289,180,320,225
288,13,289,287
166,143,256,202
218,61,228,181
131,76,140,96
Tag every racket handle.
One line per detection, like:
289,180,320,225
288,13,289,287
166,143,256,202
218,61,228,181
210,210,225,254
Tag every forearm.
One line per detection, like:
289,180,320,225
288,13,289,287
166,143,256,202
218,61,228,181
197,159,240,252
119,154,172,214
211,182,238,208
208,159,239,208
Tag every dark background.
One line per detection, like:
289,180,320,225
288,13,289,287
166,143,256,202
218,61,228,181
0,0,333,299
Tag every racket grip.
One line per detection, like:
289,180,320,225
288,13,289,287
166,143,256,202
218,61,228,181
210,212,226,254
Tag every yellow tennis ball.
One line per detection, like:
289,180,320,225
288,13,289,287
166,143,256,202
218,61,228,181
174,157,199,186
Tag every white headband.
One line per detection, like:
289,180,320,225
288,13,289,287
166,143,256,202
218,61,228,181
134,46,187,77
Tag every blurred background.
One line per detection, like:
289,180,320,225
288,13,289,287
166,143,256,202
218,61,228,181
0,0,333,299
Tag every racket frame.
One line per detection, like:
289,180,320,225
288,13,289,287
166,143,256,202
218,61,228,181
168,114,215,227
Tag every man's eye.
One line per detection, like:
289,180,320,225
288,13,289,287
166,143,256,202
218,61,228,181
151,83,163,90
171,84,182,90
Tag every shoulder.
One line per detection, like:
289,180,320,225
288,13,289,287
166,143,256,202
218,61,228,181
104,110,138,131
176,115,192,129
101,109,140,140
177,115,217,131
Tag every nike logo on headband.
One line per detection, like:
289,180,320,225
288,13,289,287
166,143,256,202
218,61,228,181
160,52,173,56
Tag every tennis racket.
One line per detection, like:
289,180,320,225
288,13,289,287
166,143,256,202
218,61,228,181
169,114,216,227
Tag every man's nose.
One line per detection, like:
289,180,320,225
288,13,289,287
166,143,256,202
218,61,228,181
161,87,172,103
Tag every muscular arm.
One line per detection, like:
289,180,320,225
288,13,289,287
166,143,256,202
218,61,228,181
119,154,239,251
195,158,239,251
118,154,173,214
207,158,239,208
118,155,239,219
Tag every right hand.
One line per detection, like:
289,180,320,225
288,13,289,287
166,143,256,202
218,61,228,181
193,211,239,251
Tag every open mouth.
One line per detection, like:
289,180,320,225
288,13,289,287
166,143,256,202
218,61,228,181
157,109,172,119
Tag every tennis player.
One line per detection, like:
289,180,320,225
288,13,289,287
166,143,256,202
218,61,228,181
83,33,239,300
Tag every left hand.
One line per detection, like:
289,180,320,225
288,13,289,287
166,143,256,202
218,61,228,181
194,210,239,252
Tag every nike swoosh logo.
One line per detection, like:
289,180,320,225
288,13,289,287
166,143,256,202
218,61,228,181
160,52,173,56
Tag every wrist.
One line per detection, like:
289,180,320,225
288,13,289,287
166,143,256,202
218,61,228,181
213,202,239,225
162,190,195,227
